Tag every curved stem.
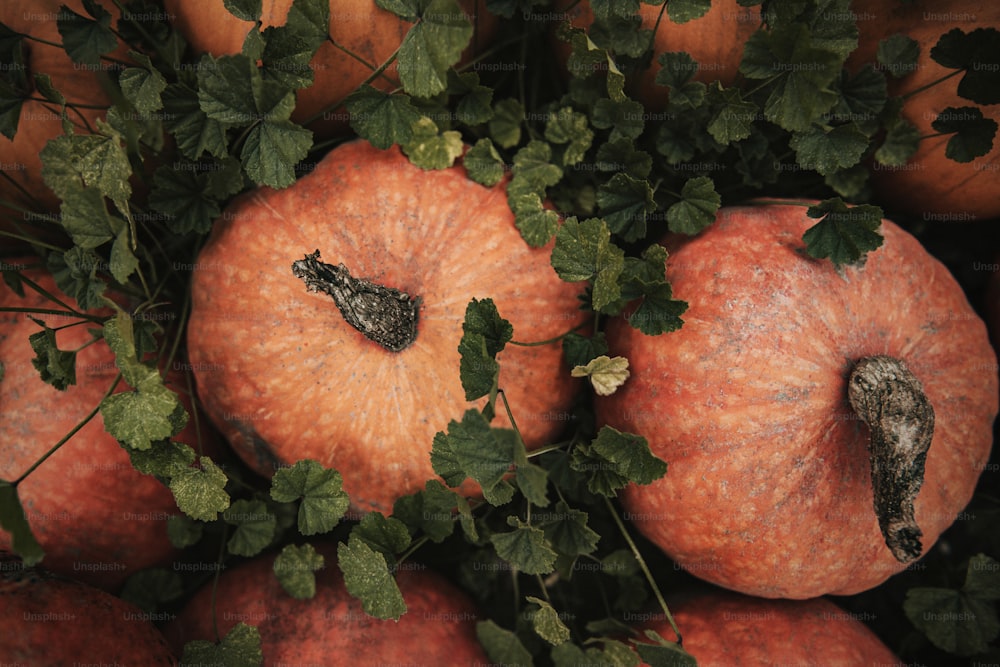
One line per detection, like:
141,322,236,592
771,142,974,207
848,355,934,563
603,496,681,645
509,321,590,347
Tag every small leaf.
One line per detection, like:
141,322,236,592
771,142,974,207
119,568,184,613
352,512,412,559
57,3,118,65
181,622,263,667
464,138,506,186
396,0,473,97
789,123,870,175
433,410,516,506
571,355,630,396
526,596,571,646
875,113,920,167
477,620,534,667
930,27,1000,105
489,98,524,148
0,481,45,566
634,631,698,667
626,280,687,335
223,499,276,557
119,52,167,114
270,460,350,536
665,0,710,23
273,543,325,599
597,173,655,242
402,117,464,169
508,186,560,248
391,480,465,543
706,84,757,144
169,457,231,522
161,81,231,160
166,515,203,549
904,587,999,657
491,519,557,575
28,324,77,390
876,33,920,79
338,536,406,620
346,86,422,150
932,106,997,163
515,462,549,508
536,501,600,558
963,554,1000,601
545,107,594,166
666,176,720,234
592,426,667,486
802,198,884,265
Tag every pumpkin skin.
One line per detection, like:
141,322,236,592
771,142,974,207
186,140,588,513
163,0,498,137
551,0,762,108
0,261,213,592
163,544,489,665
632,590,900,666
594,203,998,598
0,0,127,217
847,1,1000,221
0,551,175,665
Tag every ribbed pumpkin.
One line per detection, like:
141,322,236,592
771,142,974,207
848,0,1000,220
632,590,901,666
0,261,211,591
0,551,175,665
163,544,489,665
186,140,587,513
163,0,498,137
595,202,998,598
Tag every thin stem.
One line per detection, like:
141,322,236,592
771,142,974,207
396,535,430,567
900,69,963,100
603,495,682,645
509,321,590,347
13,373,122,485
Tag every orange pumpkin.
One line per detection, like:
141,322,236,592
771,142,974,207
595,202,998,598
0,0,127,218
0,261,213,591
163,0,498,137
163,544,489,664
551,0,762,108
631,590,901,666
848,1,1000,220
0,551,175,665
185,139,588,513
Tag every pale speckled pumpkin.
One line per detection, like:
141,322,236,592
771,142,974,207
163,544,489,666
186,140,588,513
595,202,998,598
632,590,901,666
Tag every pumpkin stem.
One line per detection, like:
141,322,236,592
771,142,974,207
848,355,935,564
291,250,419,353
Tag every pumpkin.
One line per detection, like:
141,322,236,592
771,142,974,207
163,0,498,137
631,589,901,666
0,551,175,665
594,202,998,598
163,543,489,665
847,0,1000,220
0,260,213,591
551,0,762,108
0,0,128,218
185,139,588,513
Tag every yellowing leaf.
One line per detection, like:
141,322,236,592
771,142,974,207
571,355,630,396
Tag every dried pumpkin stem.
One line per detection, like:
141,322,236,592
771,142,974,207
847,355,935,563
291,250,419,353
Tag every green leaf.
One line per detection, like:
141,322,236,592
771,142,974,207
592,426,667,485
458,298,512,402
666,176,720,234
515,462,549,508
0,481,45,566
345,85,422,150
225,0,263,21
512,141,562,189
28,324,77,390
100,382,188,450
537,501,600,558
875,113,920,167
545,107,594,167
392,480,464,543
508,186,560,248
119,568,184,613
634,630,698,667
594,138,652,178
932,106,997,163
526,596,571,646
876,33,920,79
260,24,320,90
223,499,276,557
489,98,524,148
127,439,197,479
0,78,25,141
166,514,204,549
654,52,706,108
119,52,167,114
597,173,655,242
829,65,886,134
739,24,841,131
432,410,516,506
591,98,645,141
802,198,884,265
148,164,223,235
665,0,710,23
269,460,350,536
273,543,325,599
352,512,412,559
706,84,757,144
402,117,464,169
109,228,139,283
338,536,406,620
626,280,687,335
550,216,624,310
47,248,107,311
964,555,1000,600
789,123,869,175
464,138,506,186
241,118,313,189
491,519,557,575
57,3,118,65
476,620,534,667
562,332,609,370
161,81,231,160
40,133,133,205
930,27,1000,105
181,622,263,667
396,0,473,97
571,355,630,397
904,587,999,657
57,186,115,249
169,457,231,522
